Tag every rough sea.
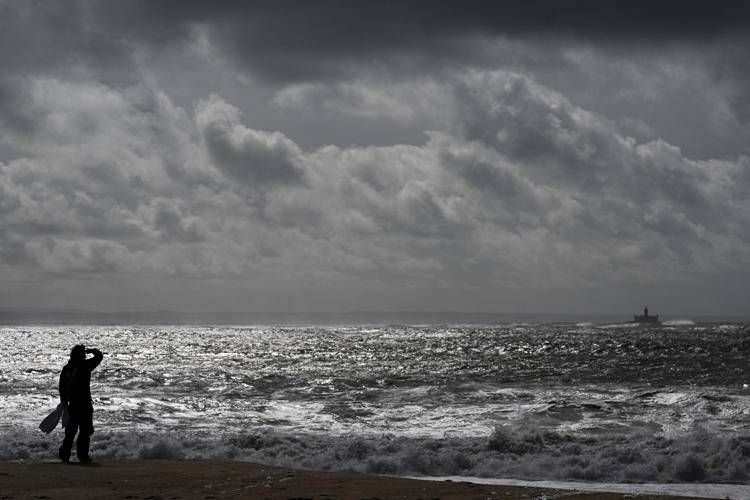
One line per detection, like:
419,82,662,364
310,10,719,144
1,321,749,486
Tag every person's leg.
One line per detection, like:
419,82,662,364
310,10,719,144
59,408,79,462
76,404,94,462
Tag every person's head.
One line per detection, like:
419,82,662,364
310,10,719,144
70,344,86,362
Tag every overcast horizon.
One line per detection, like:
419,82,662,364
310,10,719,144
2,1,750,316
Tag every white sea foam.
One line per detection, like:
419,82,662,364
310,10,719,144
1,424,747,485
419,477,750,499
598,322,633,329
663,319,696,326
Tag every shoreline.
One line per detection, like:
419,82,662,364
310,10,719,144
0,459,708,499
412,475,750,499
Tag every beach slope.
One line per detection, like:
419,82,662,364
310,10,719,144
0,460,693,499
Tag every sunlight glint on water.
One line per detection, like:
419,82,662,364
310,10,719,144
1,323,748,483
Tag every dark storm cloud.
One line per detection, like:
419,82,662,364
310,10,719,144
0,1,134,80
129,1,750,46
94,0,750,160
18,0,742,85
2,2,749,157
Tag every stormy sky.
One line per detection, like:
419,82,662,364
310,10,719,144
1,1,750,315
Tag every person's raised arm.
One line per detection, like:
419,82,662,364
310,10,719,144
85,348,104,371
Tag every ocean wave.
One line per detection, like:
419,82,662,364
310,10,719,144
5,324,750,394
663,319,696,326
597,323,634,329
5,424,748,484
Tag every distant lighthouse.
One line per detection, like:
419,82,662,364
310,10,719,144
634,306,659,324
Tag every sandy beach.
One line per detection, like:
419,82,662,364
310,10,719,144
0,460,695,499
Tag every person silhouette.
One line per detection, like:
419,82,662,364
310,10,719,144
58,344,103,463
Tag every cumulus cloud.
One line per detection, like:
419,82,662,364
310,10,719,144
195,95,304,186
5,67,748,307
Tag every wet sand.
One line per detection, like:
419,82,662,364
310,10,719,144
0,459,693,499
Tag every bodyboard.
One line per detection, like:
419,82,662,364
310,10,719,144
39,403,64,434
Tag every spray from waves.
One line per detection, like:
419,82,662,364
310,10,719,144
5,424,748,484
663,319,696,326
597,323,635,329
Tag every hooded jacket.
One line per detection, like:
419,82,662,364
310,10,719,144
59,349,103,405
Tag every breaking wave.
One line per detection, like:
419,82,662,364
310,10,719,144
5,424,748,484
663,319,696,326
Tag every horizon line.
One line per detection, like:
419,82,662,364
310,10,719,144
0,307,746,318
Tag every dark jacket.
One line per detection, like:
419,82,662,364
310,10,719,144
59,349,103,405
